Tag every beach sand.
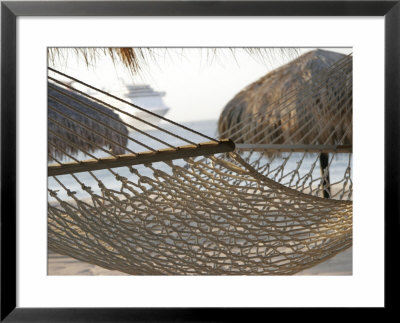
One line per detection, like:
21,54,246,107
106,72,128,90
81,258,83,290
48,247,352,276
48,251,128,276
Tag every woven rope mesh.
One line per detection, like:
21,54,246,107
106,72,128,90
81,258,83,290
218,53,353,200
48,53,352,275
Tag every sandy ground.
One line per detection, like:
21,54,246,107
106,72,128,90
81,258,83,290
48,247,352,276
48,251,128,276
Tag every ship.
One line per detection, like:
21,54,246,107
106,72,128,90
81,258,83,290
85,83,170,131
113,84,170,130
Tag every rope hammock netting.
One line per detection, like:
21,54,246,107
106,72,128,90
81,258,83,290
48,52,352,275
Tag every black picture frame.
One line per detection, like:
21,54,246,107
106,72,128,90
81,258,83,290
1,1,398,321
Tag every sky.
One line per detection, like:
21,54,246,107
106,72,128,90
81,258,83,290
50,47,352,122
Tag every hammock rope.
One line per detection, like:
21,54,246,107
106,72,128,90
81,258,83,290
48,54,352,275
48,67,218,143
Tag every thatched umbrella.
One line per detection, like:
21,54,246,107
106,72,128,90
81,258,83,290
48,82,129,161
218,49,353,198
218,49,352,145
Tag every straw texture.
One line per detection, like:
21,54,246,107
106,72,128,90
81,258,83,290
48,83,129,159
218,50,352,146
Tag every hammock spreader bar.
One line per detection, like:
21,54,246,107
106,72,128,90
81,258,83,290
48,139,235,176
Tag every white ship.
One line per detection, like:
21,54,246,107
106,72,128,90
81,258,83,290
114,84,170,130
85,83,170,130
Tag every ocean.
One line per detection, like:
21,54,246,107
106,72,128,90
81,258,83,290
48,119,352,201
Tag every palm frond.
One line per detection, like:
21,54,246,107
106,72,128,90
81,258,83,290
48,48,300,74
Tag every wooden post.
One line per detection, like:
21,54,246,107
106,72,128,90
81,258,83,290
319,152,331,198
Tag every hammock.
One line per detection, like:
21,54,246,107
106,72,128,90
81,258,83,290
47,55,352,275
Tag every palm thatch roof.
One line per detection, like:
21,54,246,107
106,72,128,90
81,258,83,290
48,83,128,161
47,48,300,76
218,49,352,146
48,48,149,75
